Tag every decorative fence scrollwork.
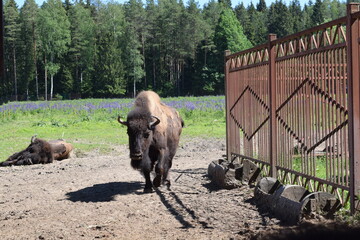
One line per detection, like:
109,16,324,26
225,3,360,213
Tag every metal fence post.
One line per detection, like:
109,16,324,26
225,50,232,160
269,34,277,178
347,3,360,213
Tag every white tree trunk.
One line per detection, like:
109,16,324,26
44,55,47,101
50,74,54,100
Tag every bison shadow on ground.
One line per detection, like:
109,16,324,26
65,181,143,202
155,189,213,230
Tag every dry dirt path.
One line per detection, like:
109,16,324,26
0,138,285,240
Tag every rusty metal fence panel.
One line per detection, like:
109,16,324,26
225,4,360,212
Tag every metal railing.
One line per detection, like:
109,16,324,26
225,3,360,213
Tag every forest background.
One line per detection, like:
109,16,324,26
0,0,353,102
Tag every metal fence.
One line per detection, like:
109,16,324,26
225,3,360,213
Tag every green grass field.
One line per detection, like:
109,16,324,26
0,96,226,161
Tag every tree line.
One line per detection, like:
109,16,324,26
0,0,350,101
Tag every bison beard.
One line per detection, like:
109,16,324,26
1,136,53,166
118,91,183,193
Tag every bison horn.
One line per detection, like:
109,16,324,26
31,135,37,143
117,116,128,126
149,116,160,130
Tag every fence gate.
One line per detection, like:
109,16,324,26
225,3,360,213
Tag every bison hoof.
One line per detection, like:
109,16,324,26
164,180,171,187
153,175,161,188
143,187,153,193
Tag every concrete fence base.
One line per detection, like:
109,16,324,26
207,159,342,224
254,177,341,224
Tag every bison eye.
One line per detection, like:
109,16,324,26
143,132,150,139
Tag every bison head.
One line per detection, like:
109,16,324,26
118,113,160,163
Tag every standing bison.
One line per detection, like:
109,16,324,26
118,91,184,193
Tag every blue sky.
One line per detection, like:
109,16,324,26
14,0,308,9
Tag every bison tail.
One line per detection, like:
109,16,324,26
181,118,185,128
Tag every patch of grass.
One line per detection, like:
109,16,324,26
292,155,327,179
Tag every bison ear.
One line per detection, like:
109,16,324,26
117,116,128,126
148,116,160,130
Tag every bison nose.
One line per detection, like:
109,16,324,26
130,152,142,160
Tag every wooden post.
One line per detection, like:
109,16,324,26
269,34,277,178
347,3,360,214
225,50,231,160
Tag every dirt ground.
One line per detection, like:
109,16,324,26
0,137,352,240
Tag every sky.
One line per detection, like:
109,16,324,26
13,0,308,9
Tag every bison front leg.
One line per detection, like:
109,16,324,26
143,170,153,193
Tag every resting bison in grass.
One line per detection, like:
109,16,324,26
0,136,73,166
118,91,184,193
1,136,53,166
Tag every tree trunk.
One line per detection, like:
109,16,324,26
153,55,156,89
142,34,146,88
33,23,38,100
13,48,17,101
152,45,156,90
76,56,79,93
35,68,39,100
177,60,180,96
50,54,54,100
50,74,53,100
44,55,47,101
181,61,184,94
204,45,207,66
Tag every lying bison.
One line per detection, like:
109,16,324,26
0,136,73,166
118,91,184,193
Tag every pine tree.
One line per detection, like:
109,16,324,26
289,0,304,34
329,0,345,19
124,0,146,96
4,0,20,100
234,3,250,36
122,25,144,97
68,2,96,97
214,8,252,57
303,3,314,29
0,0,5,102
256,0,267,12
267,0,292,38
180,0,206,95
93,2,126,97
37,0,71,100
154,0,184,95
191,0,223,95
212,7,252,93
218,0,231,9
19,0,39,100
243,3,258,45
311,0,324,26
144,0,158,91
